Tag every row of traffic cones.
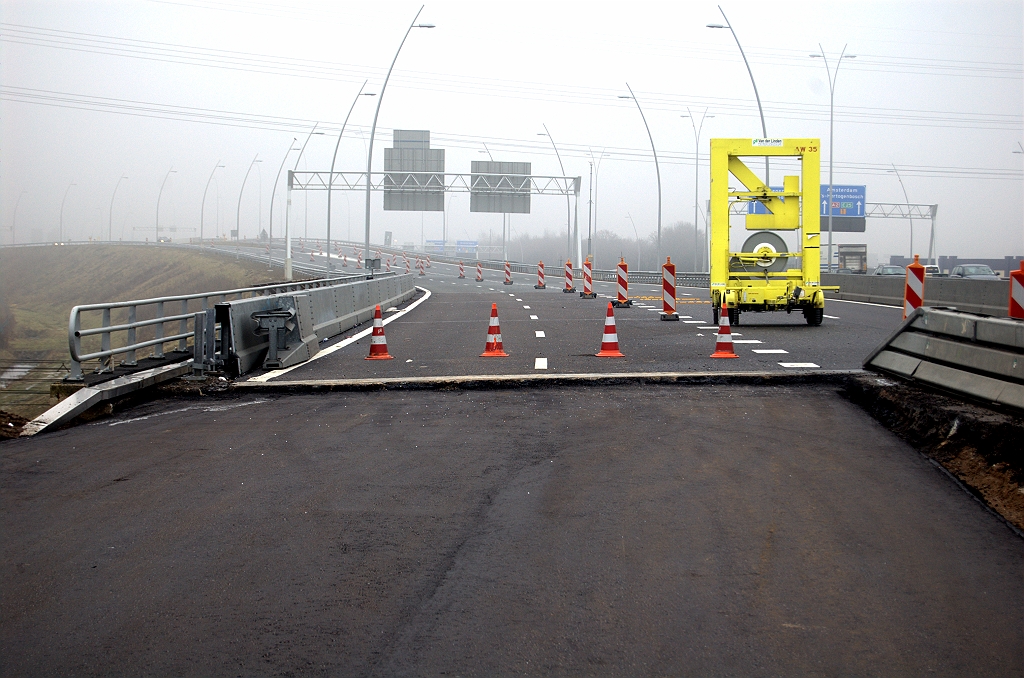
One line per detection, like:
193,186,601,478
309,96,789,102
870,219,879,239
362,301,738,361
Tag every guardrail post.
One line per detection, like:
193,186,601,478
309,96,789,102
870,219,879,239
178,299,189,351
154,301,164,358
98,308,112,373
68,310,84,381
123,306,138,365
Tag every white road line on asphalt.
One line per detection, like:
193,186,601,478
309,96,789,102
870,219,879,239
683,320,703,323
714,333,742,336
828,298,899,309
779,362,820,368
732,340,763,344
523,305,531,309
489,288,495,290
753,349,789,354
516,298,523,301
679,316,692,319
535,357,548,370
246,286,433,383
530,315,539,320
823,314,840,319
535,330,545,337
698,326,718,329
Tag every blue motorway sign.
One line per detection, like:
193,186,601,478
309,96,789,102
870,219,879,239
456,240,478,248
748,185,866,217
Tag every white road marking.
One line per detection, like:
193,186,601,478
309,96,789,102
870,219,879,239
683,320,703,323
779,362,819,368
406,359,413,362
523,305,531,309
698,326,718,329
828,299,899,309
753,349,789,354
534,357,548,369
516,298,523,301
530,315,539,320
489,288,495,291
535,330,546,337
679,316,692,319
246,287,432,382
732,339,763,344
823,314,840,319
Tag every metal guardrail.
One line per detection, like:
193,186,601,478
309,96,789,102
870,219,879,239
66,273,385,381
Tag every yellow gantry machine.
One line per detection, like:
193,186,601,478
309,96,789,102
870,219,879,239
709,138,838,326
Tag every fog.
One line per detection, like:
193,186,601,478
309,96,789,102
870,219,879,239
1,0,1021,266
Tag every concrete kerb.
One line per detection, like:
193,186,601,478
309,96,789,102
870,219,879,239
231,369,864,394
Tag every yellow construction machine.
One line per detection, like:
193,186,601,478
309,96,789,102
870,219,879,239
709,138,838,326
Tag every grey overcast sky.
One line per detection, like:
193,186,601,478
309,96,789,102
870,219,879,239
1,0,1021,264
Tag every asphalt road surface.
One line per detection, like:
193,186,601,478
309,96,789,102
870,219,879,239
243,257,903,383
3,383,1022,676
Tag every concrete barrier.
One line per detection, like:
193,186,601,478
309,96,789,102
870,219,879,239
864,306,1024,411
823,274,1010,316
219,273,416,375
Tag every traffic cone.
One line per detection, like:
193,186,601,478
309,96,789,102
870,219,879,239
480,303,508,357
710,303,739,359
595,302,625,357
365,305,394,360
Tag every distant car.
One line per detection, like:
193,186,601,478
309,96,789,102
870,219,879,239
157,236,172,243
923,265,941,276
871,265,906,276
949,264,1000,280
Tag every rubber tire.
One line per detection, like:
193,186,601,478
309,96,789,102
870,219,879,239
804,307,823,326
728,307,740,326
712,306,719,325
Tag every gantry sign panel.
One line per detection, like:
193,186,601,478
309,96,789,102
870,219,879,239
383,130,445,211
469,161,532,214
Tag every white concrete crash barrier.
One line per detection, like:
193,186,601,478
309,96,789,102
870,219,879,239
864,306,1024,411
218,273,417,375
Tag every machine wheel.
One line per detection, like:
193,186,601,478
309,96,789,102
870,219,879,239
728,307,740,326
804,307,823,326
712,306,719,325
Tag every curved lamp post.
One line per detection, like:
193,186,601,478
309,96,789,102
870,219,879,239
329,82,375,272
109,175,128,242
201,161,224,242
587,147,606,263
707,6,769,183
284,124,325,279
156,167,176,241
681,109,714,271
363,6,435,263
269,138,299,267
538,124,577,265
60,181,76,243
625,213,641,270
236,155,260,241
888,165,913,259
619,84,662,267
811,45,856,272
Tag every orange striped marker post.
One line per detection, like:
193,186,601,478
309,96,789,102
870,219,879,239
903,254,925,319
405,259,411,274
356,252,363,269
342,254,348,267
503,261,513,285
476,262,484,282
612,257,631,308
1010,261,1024,320
596,302,625,357
535,261,546,289
426,255,431,268
710,302,739,358
563,259,576,293
309,251,315,263
661,257,679,321
480,303,508,357
365,305,394,360
458,261,466,278
318,244,324,256
385,257,391,272
581,257,596,298
418,259,426,276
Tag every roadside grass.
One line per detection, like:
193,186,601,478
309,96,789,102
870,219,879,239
0,244,284,419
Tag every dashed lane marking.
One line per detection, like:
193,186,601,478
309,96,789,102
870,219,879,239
523,305,531,309
753,349,789,354
683,320,703,324
823,314,840,319
534,357,548,369
530,315,539,320
733,340,762,344
535,330,546,337
779,362,819,368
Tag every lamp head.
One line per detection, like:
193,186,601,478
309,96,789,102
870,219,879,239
415,23,435,28
706,23,726,28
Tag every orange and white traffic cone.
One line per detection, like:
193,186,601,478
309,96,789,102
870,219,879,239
365,305,394,360
480,303,508,357
710,302,739,359
595,302,625,357
458,260,466,278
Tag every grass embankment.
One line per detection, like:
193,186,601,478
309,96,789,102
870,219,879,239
0,244,283,420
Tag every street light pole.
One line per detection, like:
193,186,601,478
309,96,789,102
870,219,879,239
236,155,260,241
156,167,176,242
707,6,769,183
12,190,27,245
269,138,299,268
285,124,325,279
201,161,224,242
626,213,641,270
108,175,128,242
539,124,576,266
889,164,913,259
60,181,76,243
682,109,715,271
811,45,856,272
364,6,435,264
587,148,606,264
620,83,662,267
329,83,375,272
